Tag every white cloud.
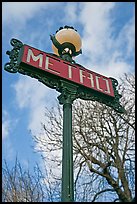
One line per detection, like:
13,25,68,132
63,2,78,24
2,2,51,26
114,14,135,58
28,105,46,135
2,110,19,140
2,110,10,139
12,76,44,109
12,75,57,135
2,119,10,139
12,74,63,179
2,2,58,42
70,2,135,79
2,139,15,161
12,74,62,177
104,56,133,78
79,2,115,58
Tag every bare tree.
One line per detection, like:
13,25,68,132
2,157,62,202
2,158,49,202
33,73,135,202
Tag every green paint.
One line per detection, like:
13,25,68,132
58,81,78,202
4,38,126,203
61,102,74,201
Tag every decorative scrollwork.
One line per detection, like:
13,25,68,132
109,78,125,113
18,67,60,91
76,78,125,113
57,80,79,105
4,38,23,73
4,38,125,113
14,64,126,113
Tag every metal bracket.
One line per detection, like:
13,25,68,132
4,38,23,73
57,80,79,105
4,38,125,114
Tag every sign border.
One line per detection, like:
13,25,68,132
4,38,125,113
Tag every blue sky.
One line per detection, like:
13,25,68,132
2,2,135,174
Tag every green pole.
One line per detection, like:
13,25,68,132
61,102,74,202
57,80,78,202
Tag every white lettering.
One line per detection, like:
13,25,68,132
79,70,86,83
27,49,43,67
68,65,72,78
68,65,76,79
95,76,103,91
45,57,60,75
103,78,111,94
88,73,94,88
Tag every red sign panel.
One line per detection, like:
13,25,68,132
20,45,114,97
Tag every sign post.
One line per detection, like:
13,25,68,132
4,36,125,202
57,81,78,202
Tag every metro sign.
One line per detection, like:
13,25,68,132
4,38,125,113
22,45,114,98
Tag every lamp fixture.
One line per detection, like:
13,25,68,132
50,25,82,63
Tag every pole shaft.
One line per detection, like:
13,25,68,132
61,102,74,202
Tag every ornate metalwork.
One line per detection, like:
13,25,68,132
55,25,78,33
77,78,125,113
18,67,78,105
57,80,79,105
4,38,23,73
109,78,125,113
18,67,60,90
17,67,125,113
4,38,125,113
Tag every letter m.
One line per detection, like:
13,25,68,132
27,49,43,67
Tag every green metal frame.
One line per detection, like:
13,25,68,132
4,38,125,114
4,38,125,202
